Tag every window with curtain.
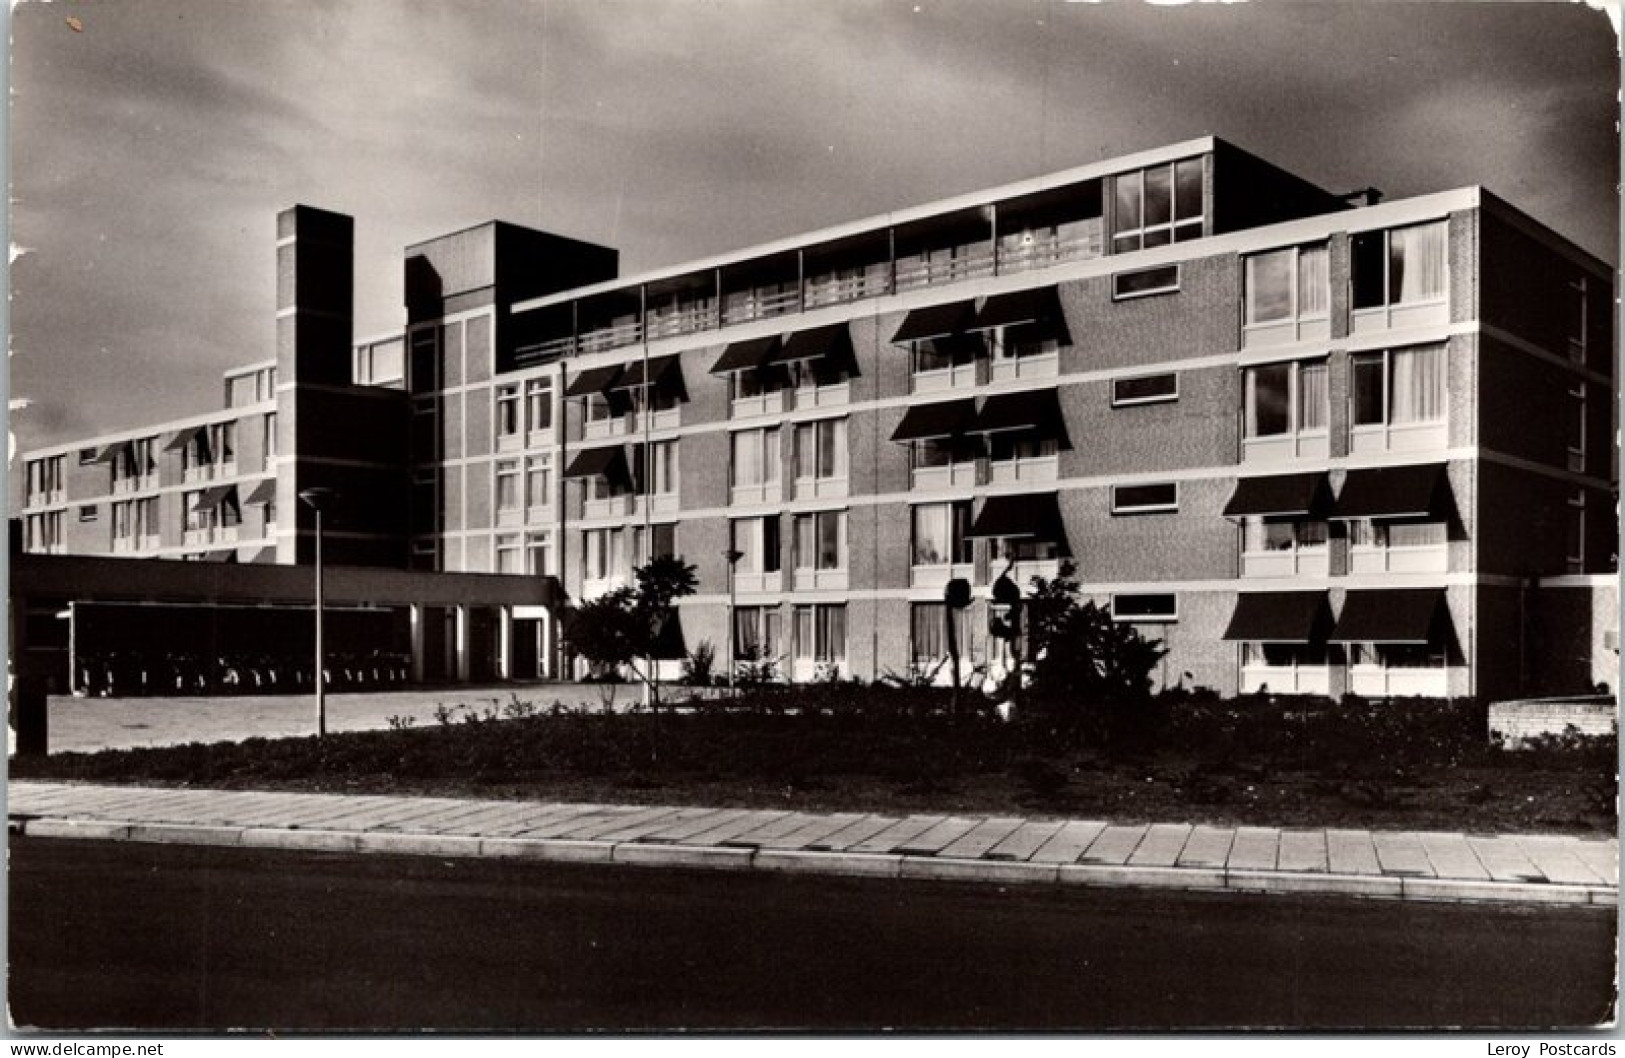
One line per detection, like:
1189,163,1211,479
497,385,521,438
1243,363,1291,437
911,603,978,664
1244,518,1328,552
495,460,520,510
1297,244,1330,317
1354,222,1447,308
795,418,848,480
731,428,780,488
736,607,783,659
794,604,847,662
525,532,551,575
794,511,846,571
911,502,971,565
1297,361,1328,431
1390,345,1446,423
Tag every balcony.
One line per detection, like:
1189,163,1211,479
1349,665,1448,698
183,525,238,547
731,389,790,420
1241,428,1329,464
792,380,850,410
990,351,1059,383
894,244,995,293
584,494,634,519
645,301,717,340
1242,314,1332,350
912,462,977,492
1351,298,1448,336
1240,664,1330,696
583,415,634,441
183,464,216,485
734,570,784,594
803,267,890,309
793,475,848,501
792,568,848,591
996,222,1104,275
913,363,977,394
635,492,680,517
988,454,1058,486
1348,543,1447,575
577,319,644,355
911,562,974,590
1241,548,1330,579
731,480,779,506
723,287,801,327
1349,420,1447,457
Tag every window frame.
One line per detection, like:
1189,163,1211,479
1112,264,1181,301
1110,482,1179,515
1111,373,1179,407
1110,593,1179,623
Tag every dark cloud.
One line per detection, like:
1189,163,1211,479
9,0,1618,475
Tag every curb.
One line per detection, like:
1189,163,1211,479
14,815,1616,908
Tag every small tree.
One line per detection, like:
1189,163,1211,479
1022,561,1169,750
562,555,698,712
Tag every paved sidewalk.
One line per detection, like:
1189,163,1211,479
9,781,1618,907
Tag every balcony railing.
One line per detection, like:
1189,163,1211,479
646,301,718,340
1347,543,1447,575
577,319,644,355
1349,665,1448,698
722,287,802,326
1241,664,1330,696
988,454,1058,486
803,267,891,309
894,244,996,293
997,225,1104,275
1241,548,1331,579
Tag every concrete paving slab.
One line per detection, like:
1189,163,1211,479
687,810,796,847
847,815,946,854
638,808,744,843
1177,825,1235,869
573,807,693,842
808,814,899,852
894,816,980,856
63,788,216,819
203,793,397,828
1227,827,1280,871
366,800,503,833
1468,836,1547,883
540,806,670,839
754,812,862,851
1416,832,1492,881
1566,840,1619,886
1080,823,1148,865
1127,823,1191,867
1326,830,1381,875
64,789,223,821
937,817,1025,860
1509,838,1606,887
492,804,610,838
419,802,546,836
719,812,824,848
1372,832,1434,877
1030,820,1109,864
984,820,1065,862
1277,830,1328,873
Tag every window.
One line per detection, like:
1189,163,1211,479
412,397,438,462
584,527,627,582
1568,384,1586,473
911,502,973,566
1349,520,1446,549
78,448,96,466
730,427,781,502
911,334,982,385
525,531,552,575
263,414,278,460
735,606,784,661
496,384,522,442
1111,594,1177,622
1112,482,1178,514
525,378,552,436
1243,244,1330,346
731,516,782,583
990,536,1059,564
409,328,439,392
911,603,979,664
27,455,64,503
112,440,156,491
78,505,97,523
354,339,405,387
1112,373,1178,406
794,604,847,663
213,423,237,467
412,469,438,535
1242,518,1331,577
1242,359,1328,456
910,435,981,482
644,440,679,499
25,511,63,552
1111,157,1204,253
495,533,522,574
1351,642,1446,671
495,460,521,513
794,418,848,490
525,455,552,511
989,433,1058,465
731,365,790,402
635,523,677,564
411,537,439,572
1568,492,1586,573
793,510,847,572
1112,265,1180,300
1352,222,1447,311
184,490,209,532
1351,346,1445,428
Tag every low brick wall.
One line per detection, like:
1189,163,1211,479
1488,696,1617,747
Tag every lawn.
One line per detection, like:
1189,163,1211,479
12,688,1616,836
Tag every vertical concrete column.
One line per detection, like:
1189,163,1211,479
408,604,425,684
454,604,471,683
539,609,553,680
497,605,513,680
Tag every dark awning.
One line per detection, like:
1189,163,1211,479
968,286,1061,332
1223,473,1332,519
163,425,205,452
890,398,978,442
564,364,625,398
609,354,682,391
893,301,975,343
771,323,852,365
564,445,630,481
93,442,129,464
191,484,238,512
1223,592,1333,642
974,389,1064,434
1333,463,1449,520
241,478,278,505
711,336,781,374
967,492,1063,540
1330,589,1449,644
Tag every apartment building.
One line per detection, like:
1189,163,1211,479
20,137,1616,698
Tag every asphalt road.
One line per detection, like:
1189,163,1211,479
9,837,1617,1032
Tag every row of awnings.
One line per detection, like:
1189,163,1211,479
891,390,1063,441
564,354,686,398
892,286,1063,342
1223,464,1449,521
1224,589,1450,645
188,479,277,512
711,323,855,375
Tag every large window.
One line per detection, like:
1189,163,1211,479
525,531,552,575
1351,222,1448,332
495,459,521,514
644,440,679,500
1111,594,1178,622
1243,244,1329,346
1110,158,1204,253
525,378,552,438
495,533,522,574
496,384,522,444
912,335,982,391
793,418,848,497
730,427,781,503
583,527,627,583
1349,345,1447,454
911,603,979,665
1241,359,1328,461
730,516,782,589
793,510,847,583
793,604,847,664
525,455,552,513
25,510,63,552
911,502,973,567
26,456,64,504
735,606,784,661
1241,518,1330,577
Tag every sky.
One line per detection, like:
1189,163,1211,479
8,0,1620,466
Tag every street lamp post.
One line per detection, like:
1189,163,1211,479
723,548,744,698
299,487,337,738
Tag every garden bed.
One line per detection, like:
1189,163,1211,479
12,688,1616,836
